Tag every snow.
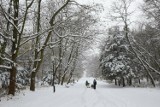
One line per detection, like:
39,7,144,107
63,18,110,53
0,77,160,107
32,68,36,72
34,59,41,62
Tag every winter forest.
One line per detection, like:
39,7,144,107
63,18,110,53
0,0,160,107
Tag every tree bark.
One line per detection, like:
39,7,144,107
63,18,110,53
8,65,16,95
138,78,141,85
61,73,66,85
129,77,132,86
30,0,41,91
115,78,117,85
67,72,73,84
122,77,125,87
30,72,36,91
8,0,19,95
118,80,121,86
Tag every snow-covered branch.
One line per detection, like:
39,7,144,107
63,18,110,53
0,4,20,34
0,56,14,64
0,65,11,69
0,32,12,41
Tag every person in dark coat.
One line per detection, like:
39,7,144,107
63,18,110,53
93,79,97,89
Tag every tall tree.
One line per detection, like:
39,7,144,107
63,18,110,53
0,0,34,95
30,0,71,91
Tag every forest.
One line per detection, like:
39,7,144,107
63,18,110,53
0,0,160,97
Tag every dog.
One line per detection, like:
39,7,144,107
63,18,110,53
85,81,90,88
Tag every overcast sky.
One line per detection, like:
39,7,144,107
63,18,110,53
76,0,144,27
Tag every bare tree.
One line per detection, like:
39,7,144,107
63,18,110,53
30,0,71,91
0,0,34,95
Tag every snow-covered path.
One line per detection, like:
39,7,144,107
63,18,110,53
1,77,160,107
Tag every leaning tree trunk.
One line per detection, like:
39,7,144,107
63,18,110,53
58,37,63,84
124,23,155,87
61,74,66,85
61,42,74,85
67,72,73,84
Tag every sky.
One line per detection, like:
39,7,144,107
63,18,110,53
76,0,144,28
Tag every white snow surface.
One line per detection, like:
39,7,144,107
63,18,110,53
0,77,160,107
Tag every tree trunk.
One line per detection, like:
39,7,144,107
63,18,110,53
30,0,41,91
129,78,132,86
138,78,141,84
118,79,121,86
61,74,66,85
115,78,117,85
8,0,19,95
122,77,125,87
67,73,73,84
52,62,56,93
53,72,56,93
8,65,16,95
30,72,36,91
58,72,61,84
148,73,155,87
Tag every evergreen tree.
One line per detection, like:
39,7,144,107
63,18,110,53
100,26,141,86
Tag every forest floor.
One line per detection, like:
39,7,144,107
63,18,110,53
0,77,160,107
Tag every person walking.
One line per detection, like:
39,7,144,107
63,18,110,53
93,79,97,89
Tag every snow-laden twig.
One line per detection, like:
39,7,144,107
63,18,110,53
0,56,14,64
0,4,20,34
20,26,55,47
0,65,11,69
48,39,61,48
142,58,160,75
131,36,160,69
34,59,41,62
0,32,12,41
17,47,33,59
133,46,160,75
53,29,70,38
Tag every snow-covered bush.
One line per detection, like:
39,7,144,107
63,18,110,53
0,66,30,93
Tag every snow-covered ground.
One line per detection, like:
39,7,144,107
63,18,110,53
0,77,160,107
